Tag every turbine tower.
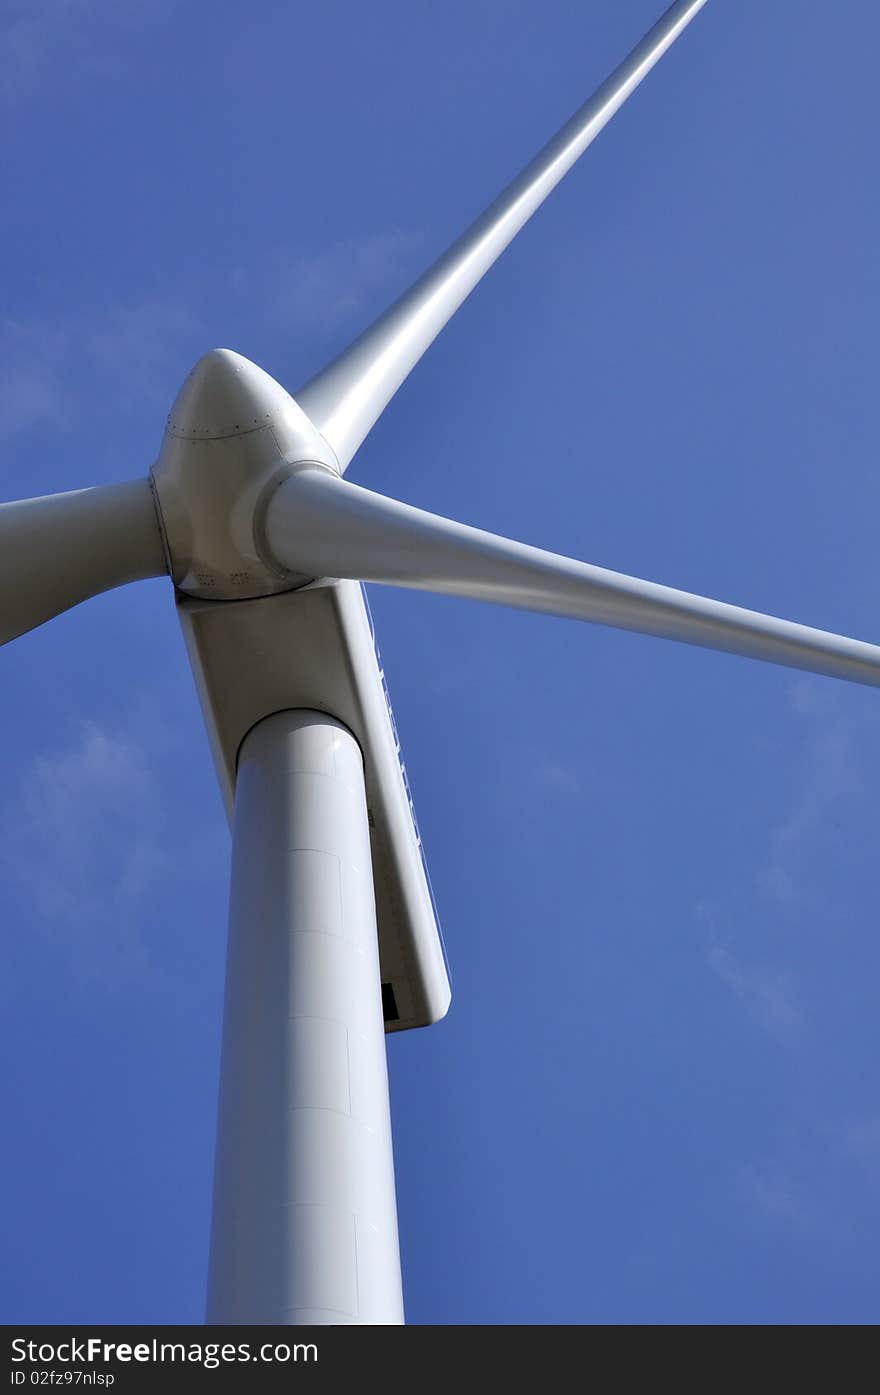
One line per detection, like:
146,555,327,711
2,0,875,1323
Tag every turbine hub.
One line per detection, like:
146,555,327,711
151,349,338,600
167,348,292,441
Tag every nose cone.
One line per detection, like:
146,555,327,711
167,348,293,440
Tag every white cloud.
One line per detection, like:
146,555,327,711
0,320,72,433
0,0,167,103
537,760,582,795
0,1,90,101
699,902,803,1040
86,299,200,401
707,939,802,1037
0,298,200,440
1,719,166,985
0,224,422,443
237,230,424,339
758,686,858,908
738,1157,812,1227
838,1116,880,1171
696,679,870,1040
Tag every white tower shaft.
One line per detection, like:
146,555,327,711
207,710,404,1325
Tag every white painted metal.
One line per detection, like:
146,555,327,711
151,349,337,602
177,580,450,1031
207,711,404,1325
296,0,709,470
0,479,165,646
263,466,880,690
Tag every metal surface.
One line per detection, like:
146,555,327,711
151,349,337,601
207,711,404,1324
177,579,450,1032
0,479,166,647
264,466,880,689
296,0,708,471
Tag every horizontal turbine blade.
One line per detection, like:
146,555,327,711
264,468,880,690
295,0,708,471
0,479,167,646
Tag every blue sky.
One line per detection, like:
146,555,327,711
1,0,879,1325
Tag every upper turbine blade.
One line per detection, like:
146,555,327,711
263,467,880,690
0,479,167,646
295,0,708,472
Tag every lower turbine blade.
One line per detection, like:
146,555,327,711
263,468,880,690
0,479,167,646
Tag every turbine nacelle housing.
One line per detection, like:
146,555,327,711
151,349,338,600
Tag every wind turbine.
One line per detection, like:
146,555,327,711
2,0,876,1324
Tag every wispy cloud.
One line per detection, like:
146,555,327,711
737,1118,880,1237
699,679,880,1244
1,719,166,985
696,678,868,1040
1,0,90,102
0,298,200,439
0,226,421,442
231,229,424,340
86,298,200,402
738,1156,813,1228
0,0,167,104
537,759,582,795
698,901,803,1041
838,1116,880,1172
758,680,858,908
0,319,75,433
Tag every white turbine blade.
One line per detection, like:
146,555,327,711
0,479,167,646
295,0,708,472
264,468,880,689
